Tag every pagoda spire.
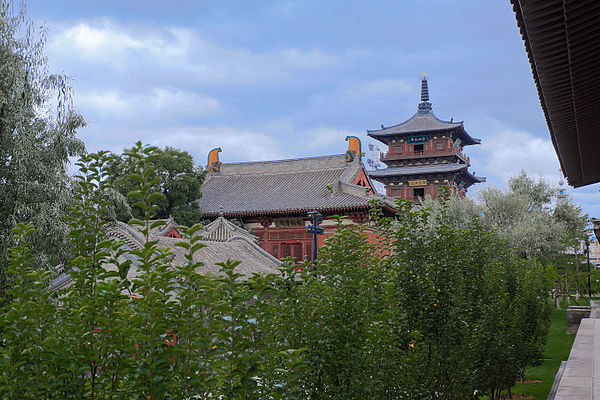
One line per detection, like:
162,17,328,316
417,72,432,113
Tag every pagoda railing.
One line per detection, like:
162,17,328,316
381,147,469,164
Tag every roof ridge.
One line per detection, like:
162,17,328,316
216,154,348,176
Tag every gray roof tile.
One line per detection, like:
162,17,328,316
368,163,486,183
198,155,394,216
369,163,468,177
367,110,481,145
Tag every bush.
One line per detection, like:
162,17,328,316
0,147,552,399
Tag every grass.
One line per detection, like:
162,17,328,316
509,308,575,400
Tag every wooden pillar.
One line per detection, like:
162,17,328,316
429,183,436,199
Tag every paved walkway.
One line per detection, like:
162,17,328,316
553,301,600,399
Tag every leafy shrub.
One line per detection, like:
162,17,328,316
0,147,551,399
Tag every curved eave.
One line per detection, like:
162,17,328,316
463,171,486,186
368,164,468,179
202,203,397,218
367,120,480,146
510,0,600,187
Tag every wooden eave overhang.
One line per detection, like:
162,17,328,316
511,0,600,187
202,203,397,219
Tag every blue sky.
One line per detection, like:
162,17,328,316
25,0,600,219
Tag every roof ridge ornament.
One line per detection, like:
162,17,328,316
207,147,222,173
345,136,362,164
418,73,433,114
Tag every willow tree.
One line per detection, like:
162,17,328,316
0,1,85,299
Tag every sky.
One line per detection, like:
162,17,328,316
23,0,600,219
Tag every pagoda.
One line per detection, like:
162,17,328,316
367,74,485,202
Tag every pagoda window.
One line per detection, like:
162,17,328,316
413,144,424,155
272,245,279,259
413,188,425,200
392,145,403,154
435,141,444,151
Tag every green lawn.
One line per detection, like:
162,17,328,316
510,309,575,399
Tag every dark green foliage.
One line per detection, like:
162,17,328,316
106,145,205,226
0,146,552,399
0,224,58,399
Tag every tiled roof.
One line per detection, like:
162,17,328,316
201,217,258,242
367,110,481,145
198,155,395,216
218,154,349,176
368,111,462,135
368,163,486,183
49,220,281,291
134,216,178,237
369,163,466,177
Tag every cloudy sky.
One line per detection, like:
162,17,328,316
25,0,600,219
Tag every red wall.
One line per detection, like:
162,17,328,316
252,219,381,261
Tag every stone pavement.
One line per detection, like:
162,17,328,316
552,301,600,399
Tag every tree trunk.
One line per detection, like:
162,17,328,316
565,272,570,305
575,249,580,300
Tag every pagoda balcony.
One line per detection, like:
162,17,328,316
381,148,470,165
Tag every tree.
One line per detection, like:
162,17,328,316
478,172,563,260
106,146,205,226
554,199,589,298
1,147,553,399
0,1,85,299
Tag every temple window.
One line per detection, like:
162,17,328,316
413,188,425,200
390,188,403,197
413,144,424,155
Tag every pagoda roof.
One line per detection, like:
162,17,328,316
367,75,481,146
368,111,462,136
368,163,486,183
197,154,396,217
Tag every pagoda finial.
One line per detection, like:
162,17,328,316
417,73,432,113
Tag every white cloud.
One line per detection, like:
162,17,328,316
473,128,560,184
77,88,219,121
306,127,363,149
48,20,337,85
139,126,286,164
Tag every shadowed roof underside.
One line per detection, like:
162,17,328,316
368,163,485,185
511,0,600,187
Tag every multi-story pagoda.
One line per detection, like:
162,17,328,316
367,74,485,202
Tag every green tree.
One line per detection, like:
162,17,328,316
0,1,85,300
0,224,59,399
554,199,589,297
480,171,563,260
107,146,205,226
